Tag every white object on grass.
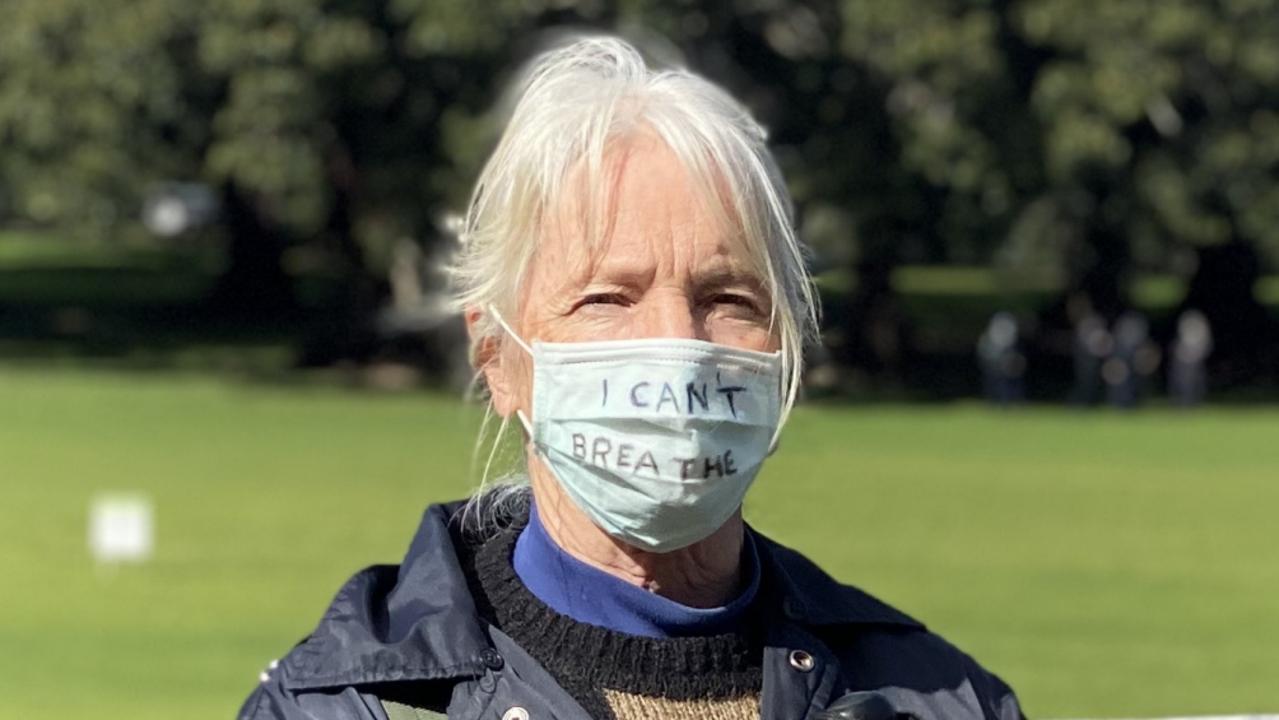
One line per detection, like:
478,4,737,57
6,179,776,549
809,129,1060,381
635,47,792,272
89,494,154,564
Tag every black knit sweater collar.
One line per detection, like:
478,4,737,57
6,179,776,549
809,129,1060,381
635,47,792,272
462,510,767,713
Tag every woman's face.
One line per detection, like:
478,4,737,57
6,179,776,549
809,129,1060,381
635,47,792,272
485,133,779,420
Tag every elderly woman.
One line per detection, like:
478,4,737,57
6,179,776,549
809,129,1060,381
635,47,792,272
241,37,1023,720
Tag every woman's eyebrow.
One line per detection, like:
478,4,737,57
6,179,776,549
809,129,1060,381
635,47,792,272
691,267,766,293
581,265,655,289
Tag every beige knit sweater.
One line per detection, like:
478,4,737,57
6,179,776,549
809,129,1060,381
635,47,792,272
603,689,761,720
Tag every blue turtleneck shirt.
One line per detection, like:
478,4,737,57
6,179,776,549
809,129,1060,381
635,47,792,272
512,502,761,639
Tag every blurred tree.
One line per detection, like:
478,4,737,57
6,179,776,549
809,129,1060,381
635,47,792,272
0,0,590,318
3,0,1276,381
0,1,202,241
825,0,1279,379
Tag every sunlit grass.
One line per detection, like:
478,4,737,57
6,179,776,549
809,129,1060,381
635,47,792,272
2,368,1277,719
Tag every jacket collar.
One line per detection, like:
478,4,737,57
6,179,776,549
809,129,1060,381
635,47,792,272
282,498,921,690
282,501,490,690
752,530,924,630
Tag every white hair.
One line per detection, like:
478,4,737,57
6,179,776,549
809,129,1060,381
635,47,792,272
447,35,819,503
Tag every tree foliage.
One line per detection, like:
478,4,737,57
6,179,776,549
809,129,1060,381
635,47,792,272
0,0,546,310
834,0,1279,295
1,0,1276,356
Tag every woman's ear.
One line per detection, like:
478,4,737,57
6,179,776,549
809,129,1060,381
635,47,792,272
465,306,519,417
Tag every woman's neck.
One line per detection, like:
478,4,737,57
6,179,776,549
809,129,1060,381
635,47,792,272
528,460,745,609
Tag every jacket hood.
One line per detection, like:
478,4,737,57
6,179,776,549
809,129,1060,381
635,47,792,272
279,497,923,691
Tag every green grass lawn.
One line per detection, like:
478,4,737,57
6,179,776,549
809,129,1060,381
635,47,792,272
2,368,1277,719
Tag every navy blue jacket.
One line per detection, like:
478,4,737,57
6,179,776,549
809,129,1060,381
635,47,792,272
238,500,1025,720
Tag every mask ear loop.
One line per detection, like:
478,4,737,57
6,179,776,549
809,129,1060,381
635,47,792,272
765,352,786,456
487,304,533,355
487,305,536,438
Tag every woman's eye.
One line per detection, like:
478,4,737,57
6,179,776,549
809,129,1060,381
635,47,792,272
711,294,761,314
578,293,629,308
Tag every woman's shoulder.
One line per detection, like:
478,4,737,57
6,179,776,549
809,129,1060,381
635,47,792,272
752,529,1023,718
237,499,499,719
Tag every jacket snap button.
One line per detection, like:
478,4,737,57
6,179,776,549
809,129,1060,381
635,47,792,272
480,648,505,671
788,649,815,672
502,708,529,720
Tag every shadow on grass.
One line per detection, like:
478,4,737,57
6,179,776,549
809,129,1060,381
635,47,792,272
0,260,319,378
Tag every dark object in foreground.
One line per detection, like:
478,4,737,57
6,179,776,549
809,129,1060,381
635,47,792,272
817,691,919,720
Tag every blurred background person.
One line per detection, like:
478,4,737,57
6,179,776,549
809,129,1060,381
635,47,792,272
978,311,1026,406
1168,309,1214,407
1103,311,1160,409
1070,304,1112,407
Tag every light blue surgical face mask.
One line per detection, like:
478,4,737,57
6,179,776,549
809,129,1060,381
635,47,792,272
491,308,784,553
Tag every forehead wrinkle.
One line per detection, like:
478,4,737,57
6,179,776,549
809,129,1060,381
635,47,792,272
532,130,753,302
611,141,738,282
